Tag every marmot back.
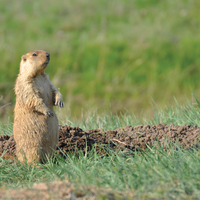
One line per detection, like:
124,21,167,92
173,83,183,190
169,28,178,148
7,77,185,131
13,50,64,164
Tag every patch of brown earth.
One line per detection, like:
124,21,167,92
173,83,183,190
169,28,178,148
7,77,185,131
0,180,130,200
0,123,200,159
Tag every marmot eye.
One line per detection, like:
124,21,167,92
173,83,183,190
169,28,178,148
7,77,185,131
32,53,37,56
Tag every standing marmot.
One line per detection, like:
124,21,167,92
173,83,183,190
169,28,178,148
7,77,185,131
13,50,64,164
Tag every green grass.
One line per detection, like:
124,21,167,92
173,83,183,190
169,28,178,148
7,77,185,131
2,94,200,134
1,141,200,199
1,100,200,199
1,0,200,196
60,94,200,130
1,0,200,121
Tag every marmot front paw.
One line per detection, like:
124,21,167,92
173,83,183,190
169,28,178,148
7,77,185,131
45,110,54,117
55,99,64,108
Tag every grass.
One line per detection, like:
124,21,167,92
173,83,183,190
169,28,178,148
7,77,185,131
1,0,200,122
60,94,200,130
1,100,200,199
2,94,200,134
1,141,200,199
1,0,200,198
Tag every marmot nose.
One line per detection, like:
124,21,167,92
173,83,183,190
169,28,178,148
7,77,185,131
46,53,50,59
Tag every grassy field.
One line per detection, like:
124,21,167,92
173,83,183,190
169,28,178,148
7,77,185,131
1,0,200,122
1,100,200,199
1,145,200,199
1,1,200,198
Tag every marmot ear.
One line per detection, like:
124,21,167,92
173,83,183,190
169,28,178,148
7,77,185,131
21,55,27,62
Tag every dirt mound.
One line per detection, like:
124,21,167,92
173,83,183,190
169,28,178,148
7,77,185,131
0,135,16,156
0,123,200,159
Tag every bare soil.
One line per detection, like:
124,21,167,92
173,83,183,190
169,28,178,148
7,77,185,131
1,123,200,158
0,180,133,200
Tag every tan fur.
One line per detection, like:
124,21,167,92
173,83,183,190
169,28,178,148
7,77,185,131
13,50,64,164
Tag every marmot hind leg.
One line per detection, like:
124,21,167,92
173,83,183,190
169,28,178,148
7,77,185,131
17,147,45,164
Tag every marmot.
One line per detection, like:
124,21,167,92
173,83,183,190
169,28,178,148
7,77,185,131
13,50,64,164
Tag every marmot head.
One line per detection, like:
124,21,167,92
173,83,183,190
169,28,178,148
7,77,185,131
20,50,50,77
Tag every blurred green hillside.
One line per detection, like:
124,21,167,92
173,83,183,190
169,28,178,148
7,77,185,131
0,0,200,122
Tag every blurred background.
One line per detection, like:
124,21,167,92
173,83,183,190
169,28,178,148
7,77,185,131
0,0,200,122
